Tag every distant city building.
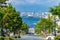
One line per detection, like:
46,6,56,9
28,28,35,34
20,12,49,18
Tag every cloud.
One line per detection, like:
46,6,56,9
8,0,25,5
8,0,60,12
8,0,60,5
25,0,37,4
8,0,60,6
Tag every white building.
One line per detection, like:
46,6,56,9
28,28,35,34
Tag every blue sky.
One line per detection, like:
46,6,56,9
9,0,60,12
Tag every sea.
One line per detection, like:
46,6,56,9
21,16,40,28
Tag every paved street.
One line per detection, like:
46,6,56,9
14,35,46,40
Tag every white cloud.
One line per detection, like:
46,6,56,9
9,0,60,5
27,0,35,3
8,0,25,5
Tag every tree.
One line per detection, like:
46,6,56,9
0,4,22,36
49,4,60,19
49,4,60,36
0,0,8,6
34,14,54,34
0,0,8,4
0,0,8,37
21,22,29,33
34,18,47,34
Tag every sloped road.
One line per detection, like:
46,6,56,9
14,35,46,40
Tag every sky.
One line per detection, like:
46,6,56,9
8,0,60,12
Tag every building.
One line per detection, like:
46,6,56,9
28,28,35,34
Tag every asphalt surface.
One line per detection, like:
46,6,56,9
14,35,46,40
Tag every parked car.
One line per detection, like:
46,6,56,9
46,34,55,40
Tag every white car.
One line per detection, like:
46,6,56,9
46,35,55,40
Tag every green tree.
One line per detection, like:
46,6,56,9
34,14,54,34
49,4,60,19
0,4,22,35
49,4,60,35
21,22,29,33
0,0,8,3
34,18,47,34
0,0,8,6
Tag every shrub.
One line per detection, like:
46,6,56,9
14,35,21,38
4,36,14,40
18,35,21,38
54,36,60,40
0,36,14,40
9,37,13,40
0,36,21,40
0,36,4,40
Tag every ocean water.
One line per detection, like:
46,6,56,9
21,16,40,28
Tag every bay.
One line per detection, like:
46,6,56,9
21,16,40,28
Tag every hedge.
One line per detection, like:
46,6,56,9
0,35,21,40
54,36,60,40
